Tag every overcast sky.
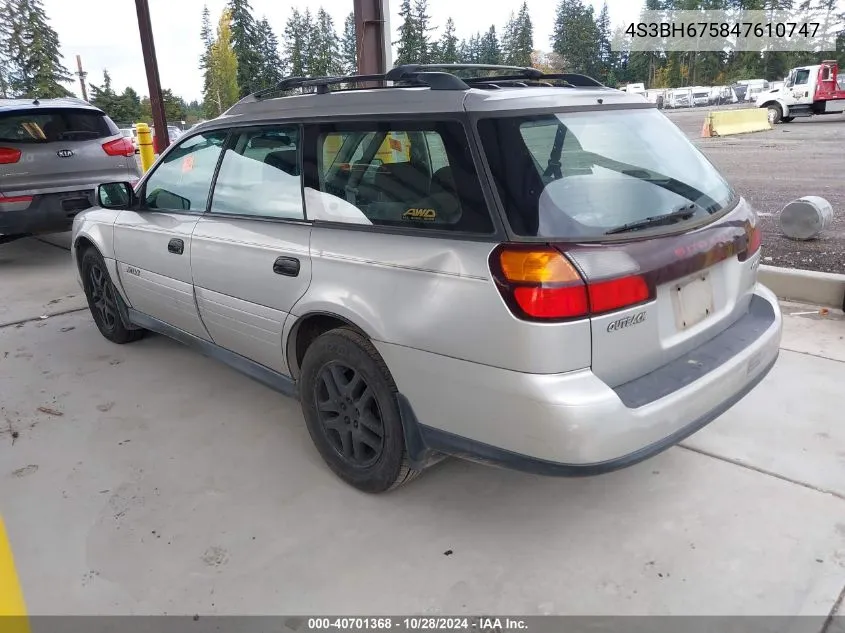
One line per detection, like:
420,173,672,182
46,0,642,103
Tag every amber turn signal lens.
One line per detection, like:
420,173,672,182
499,248,582,284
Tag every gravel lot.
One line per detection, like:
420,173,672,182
665,108,845,274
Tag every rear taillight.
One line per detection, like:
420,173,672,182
490,245,652,321
0,147,21,164
102,137,135,157
747,225,762,257
0,193,33,204
588,276,650,315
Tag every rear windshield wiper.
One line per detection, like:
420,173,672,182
605,207,696,235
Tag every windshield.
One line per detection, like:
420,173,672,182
477,108,734,238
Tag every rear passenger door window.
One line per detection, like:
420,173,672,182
210,126,304,219
304,121,494,233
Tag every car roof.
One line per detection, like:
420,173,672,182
0,97,103,114
196,85,647,133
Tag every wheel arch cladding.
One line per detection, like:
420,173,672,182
287,312,372,380
74,235,98,278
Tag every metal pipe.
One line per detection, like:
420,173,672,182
134,0,169,153
353,0,391,77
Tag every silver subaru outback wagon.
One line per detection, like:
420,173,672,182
71,65,782,493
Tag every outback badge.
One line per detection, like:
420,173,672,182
607,311,646,332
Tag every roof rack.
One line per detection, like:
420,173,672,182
235,64,606,104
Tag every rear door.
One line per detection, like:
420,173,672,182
114,130,228,339
0,106,136,193
190,125,312,374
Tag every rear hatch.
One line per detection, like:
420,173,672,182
478,105,762,388
0,106,135,194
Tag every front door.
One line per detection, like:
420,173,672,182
189,125,312,374
113,130,228,339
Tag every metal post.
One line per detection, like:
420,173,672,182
75,55,88,102
135,0,169,153
353,0,391,76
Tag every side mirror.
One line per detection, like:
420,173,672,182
97,182,136,210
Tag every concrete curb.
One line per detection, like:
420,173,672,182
760,265,845,309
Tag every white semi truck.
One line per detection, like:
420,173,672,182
756,60,845,124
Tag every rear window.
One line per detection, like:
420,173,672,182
477,108,734,238
0,108,117,143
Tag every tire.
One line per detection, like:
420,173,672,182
299,327,421,493
767,104,783,125
80,248,144,344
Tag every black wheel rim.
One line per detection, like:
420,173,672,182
314,362,385,468
88,262,118,331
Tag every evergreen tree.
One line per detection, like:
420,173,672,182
438,18,459,64
511,3,534,67
204,9,239,117
162,89,186,122
301,9,317,75
340,12,358,74
256,17,282,89
395,0,418,65
114,87,142,124
501,12,517,65
140,96,152,123
551,0,602,76
413,0,434,63
0,0,14,97
311,8,341,77
597,1,613,82
227,0,262,97
459,34,483,64
283,9,310,77
2,0,71,98
200,5,213,105
479,26,501,65
89,69,118,115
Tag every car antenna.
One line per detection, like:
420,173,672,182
32,97,40,105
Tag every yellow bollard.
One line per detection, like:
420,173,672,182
0,516,29,633
136,122,155,173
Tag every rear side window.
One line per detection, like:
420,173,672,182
143,131,227,212
478,109,734,238
0,108,117,143
305,121,494,233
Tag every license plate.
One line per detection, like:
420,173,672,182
672,274,715,330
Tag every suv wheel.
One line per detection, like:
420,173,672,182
299,327,420,493
81,248,144,344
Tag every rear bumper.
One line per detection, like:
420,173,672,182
0,189,94,235
382,284,782,474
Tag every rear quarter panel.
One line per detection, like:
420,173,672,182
296,228,592,374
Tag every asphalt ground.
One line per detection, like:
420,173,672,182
665,108,845,274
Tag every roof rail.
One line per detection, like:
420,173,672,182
233,64,606,105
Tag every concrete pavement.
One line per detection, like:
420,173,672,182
0,238,844,617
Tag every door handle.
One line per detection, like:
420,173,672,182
273,256,300,277
168,238,184,255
